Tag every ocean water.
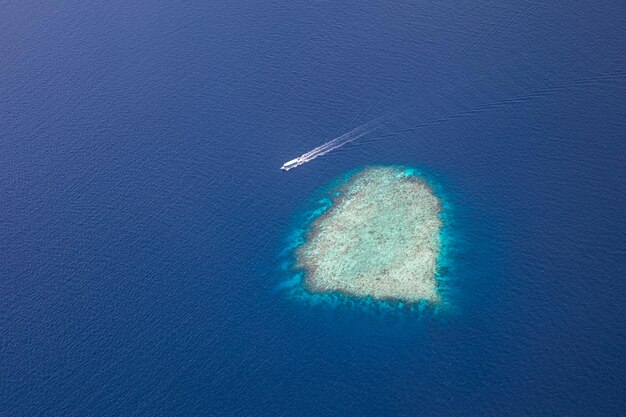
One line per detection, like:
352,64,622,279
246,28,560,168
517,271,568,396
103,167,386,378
2,0,625,416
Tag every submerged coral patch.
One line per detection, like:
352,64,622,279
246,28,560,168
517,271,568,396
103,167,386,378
294,166,443,304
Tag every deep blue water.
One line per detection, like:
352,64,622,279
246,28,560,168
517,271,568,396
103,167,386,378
2,1,625,415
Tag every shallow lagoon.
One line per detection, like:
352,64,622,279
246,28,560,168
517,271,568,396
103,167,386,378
279,166,458,312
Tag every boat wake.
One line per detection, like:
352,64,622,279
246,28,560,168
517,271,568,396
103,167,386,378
281,118,383,171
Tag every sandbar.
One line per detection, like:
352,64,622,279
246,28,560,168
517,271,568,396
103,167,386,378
297,166,442,303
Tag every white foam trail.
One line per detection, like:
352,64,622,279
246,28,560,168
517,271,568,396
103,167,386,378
301,127,371,162
282,119,383,170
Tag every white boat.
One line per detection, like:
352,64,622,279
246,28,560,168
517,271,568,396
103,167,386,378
281,158,301,171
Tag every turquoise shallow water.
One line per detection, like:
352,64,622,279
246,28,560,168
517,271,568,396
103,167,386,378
277,165,459,316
